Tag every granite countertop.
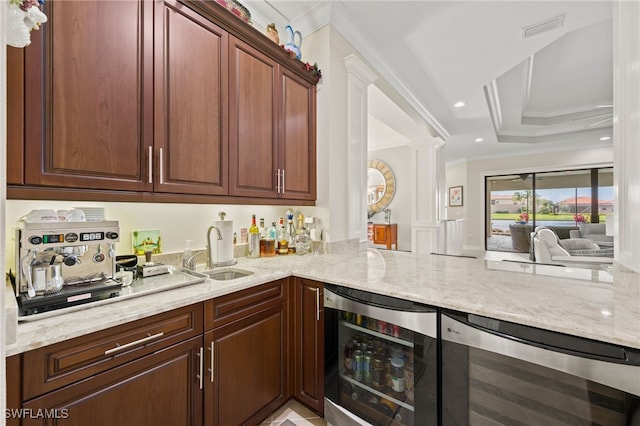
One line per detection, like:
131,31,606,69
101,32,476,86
6,245,640,356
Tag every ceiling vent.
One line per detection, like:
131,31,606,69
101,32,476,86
522,14,566,39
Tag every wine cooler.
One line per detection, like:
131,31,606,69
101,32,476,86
323,284,438,426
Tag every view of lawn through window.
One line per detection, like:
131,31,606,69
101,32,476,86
486,168,613,252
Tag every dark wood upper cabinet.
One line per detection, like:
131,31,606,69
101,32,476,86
228,35,279,198
280,68,317,201
154,0,228,195
6,47,24,185
8,0,318,204
228,37,317,201
23,0,154,191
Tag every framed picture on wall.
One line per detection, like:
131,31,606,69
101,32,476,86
449,186,463,207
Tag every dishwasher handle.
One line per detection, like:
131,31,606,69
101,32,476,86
443,309,639,365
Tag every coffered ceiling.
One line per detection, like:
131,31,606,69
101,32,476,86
243,1,614,163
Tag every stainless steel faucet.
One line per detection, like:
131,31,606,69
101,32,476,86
206,225,223,269
183,251,204,271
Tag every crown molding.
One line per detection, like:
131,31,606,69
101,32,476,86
289,1,331,39
522,107,613,126
496,124,612,143
329,2,450,141
484,79,504,135
521,55,534,113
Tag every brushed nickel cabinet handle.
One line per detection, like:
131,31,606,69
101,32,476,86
159,148,164,184
104,332,164,355
207,340,215,382
308,286,321,321
148,146,153,183
197,346,204,390
276,169,281,193
282,169,285,194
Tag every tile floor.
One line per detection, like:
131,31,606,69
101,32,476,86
261,399,326,425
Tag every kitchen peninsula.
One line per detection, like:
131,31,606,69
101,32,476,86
7,245,640,354
5,244,640,425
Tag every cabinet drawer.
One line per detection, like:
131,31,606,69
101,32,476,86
22,303,203,400
204,279,287,330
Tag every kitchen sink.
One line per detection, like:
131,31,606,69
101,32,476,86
204,268,254,281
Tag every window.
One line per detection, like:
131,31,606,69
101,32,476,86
485,167,613,253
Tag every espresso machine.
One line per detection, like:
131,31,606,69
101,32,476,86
13,221,122,317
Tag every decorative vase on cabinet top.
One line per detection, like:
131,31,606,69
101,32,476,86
266,23,279,44
283,25,302,60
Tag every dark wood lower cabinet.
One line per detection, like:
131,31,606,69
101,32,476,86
21,336,203,426
7,279,325,425
293,278,325,414
6,355,22,426
204,303,289,426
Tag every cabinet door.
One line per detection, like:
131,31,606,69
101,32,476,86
22,336,203,426
373,225,388,244
154,0,228,195
280,68,317,200
228,35,279,198
23,0,153,191
7,47,24,185
6,355,21,426
294,278,324,414
204,304,288,425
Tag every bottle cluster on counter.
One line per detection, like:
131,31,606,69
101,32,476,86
247,208,318,257
340,311,417,425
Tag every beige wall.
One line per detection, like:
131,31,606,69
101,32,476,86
447,146,614,250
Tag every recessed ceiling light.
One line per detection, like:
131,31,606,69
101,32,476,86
600,136,611,141
454,101,466,108
475,138,484,142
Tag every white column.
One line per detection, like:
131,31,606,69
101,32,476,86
613,0,640,272
343,54,377,242
411,137,445,253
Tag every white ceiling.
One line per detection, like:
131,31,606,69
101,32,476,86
243,0,614,163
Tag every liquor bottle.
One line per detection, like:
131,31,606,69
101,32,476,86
269,222,278,240
259,218,267,239
277,217,289,255
260,220,276,257
287,216,296,253
248,214,260,258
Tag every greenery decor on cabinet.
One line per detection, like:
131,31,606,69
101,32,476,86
7,0,318,206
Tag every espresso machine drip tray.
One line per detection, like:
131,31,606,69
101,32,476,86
18,279,123,317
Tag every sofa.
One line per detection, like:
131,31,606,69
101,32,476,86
569,223,614,246
532,228,614,266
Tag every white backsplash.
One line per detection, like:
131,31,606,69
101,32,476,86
5,200,323,271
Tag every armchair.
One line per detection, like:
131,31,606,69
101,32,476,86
532,228,613,266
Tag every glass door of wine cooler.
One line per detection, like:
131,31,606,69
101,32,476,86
324,285,437,426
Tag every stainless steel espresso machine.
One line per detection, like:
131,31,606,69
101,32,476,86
13,221,122,317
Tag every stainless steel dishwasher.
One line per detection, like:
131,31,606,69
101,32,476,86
441,309,640,425
323,284,438,426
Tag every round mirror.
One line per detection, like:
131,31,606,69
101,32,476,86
367,159,395,218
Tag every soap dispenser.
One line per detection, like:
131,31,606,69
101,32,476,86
182,239,193,269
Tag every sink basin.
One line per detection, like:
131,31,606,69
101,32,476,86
205,268,254,281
